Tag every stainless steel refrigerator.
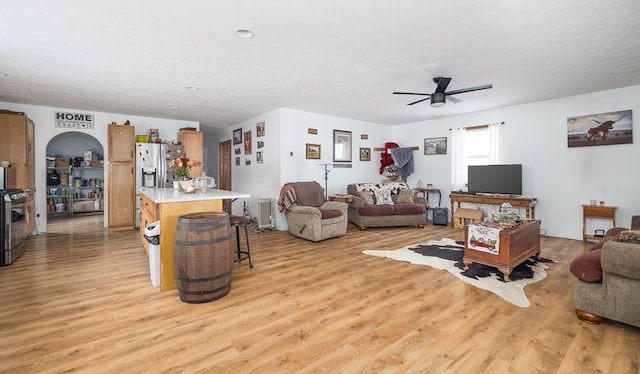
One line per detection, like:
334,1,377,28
135,143,183,227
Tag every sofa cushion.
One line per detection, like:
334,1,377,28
321,209,342,219
396,189,415,204
393,204,426,216
570,249,603,283
357,191,374,205
359,204,395,216
374,189,394,205
614,230,640,243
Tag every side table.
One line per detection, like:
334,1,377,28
416,188,441,208
582,204,616,242
329,195,353,203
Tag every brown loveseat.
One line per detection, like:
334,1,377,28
570,216,640,327
346,182,426,230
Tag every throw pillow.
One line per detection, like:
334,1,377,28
396,189,415,204
374,189,394,205
569,249,602,283
614,230,640,243
357,191,374,205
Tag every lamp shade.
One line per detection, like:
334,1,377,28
430,92,446,107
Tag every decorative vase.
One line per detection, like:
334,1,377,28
179,180,193,191
173,181,180,190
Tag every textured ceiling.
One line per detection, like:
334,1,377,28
1,0,640,130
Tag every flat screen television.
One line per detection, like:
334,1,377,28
467,164,522,195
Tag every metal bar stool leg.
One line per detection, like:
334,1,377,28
230,215,253,268
242,221,253,268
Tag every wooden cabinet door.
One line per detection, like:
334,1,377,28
108,124,135,162
26,118,35,191
0,113,33,190
179,130,203,164
108,162,135,228
25,198,36,235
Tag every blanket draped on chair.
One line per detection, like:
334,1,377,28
277,181,326,212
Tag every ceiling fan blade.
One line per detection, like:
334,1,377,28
447,96,462,104
434,77,451,93
407,97,430,106
393,92,430,96
445,84,493,96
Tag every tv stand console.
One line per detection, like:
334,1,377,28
449,194,538,228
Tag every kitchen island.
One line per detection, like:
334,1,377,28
139,187,250,291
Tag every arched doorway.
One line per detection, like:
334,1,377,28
46,132,105,229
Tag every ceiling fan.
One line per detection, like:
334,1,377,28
393,77,492,107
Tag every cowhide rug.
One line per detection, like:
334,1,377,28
363,238,555,308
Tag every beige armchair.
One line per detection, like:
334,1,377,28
278,181,348,242
572,216,640,327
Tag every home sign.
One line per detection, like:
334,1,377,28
55,111,95,129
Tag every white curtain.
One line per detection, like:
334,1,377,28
488,122,504,164
450,127,467,192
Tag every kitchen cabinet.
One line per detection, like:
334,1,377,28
178,130,203,178
108,124,136,229
0,110,35,191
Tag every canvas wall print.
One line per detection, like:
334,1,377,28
244,131,252,154
424,137,447,155
567,110,632,147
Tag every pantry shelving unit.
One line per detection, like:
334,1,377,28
46,159,104,217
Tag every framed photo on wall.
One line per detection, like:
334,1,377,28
359,147,371,161
256,122,265,137
244,131,252,154
306,143,321,159
233,128,242,145
424,137,447,155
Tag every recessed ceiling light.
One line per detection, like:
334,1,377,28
0,73,7,78
169,105,180,109
235,29,254,39
185,86,199,91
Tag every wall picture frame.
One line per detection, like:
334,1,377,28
306,143,321,159
424,137,447,155
567,109,632,147
256,121,265,137
244,131,252,154
333,129,352,162
233,128,242,145
360,147,371,161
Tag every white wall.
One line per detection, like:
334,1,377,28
0,101,198,233
392,85,640,240
207,108,392,230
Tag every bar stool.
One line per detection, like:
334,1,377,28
229,215,253,268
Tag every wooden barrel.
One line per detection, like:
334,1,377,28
174,212,233,303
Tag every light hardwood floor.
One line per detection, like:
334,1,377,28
1,215,639,373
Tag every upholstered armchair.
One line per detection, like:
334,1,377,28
571,215,640,327
278,181,348,242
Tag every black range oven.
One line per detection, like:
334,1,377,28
1,189,28,266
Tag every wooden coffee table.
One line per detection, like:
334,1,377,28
463,220,541,282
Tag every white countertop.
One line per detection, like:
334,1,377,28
139,187,250,203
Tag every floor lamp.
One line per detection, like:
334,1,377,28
320,160,332,200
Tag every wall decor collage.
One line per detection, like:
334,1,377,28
234,121,266,166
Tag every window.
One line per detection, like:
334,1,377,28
451,123,503,191
465,127,490,167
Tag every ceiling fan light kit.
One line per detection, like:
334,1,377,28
394,76,492,108
430,92,446,107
